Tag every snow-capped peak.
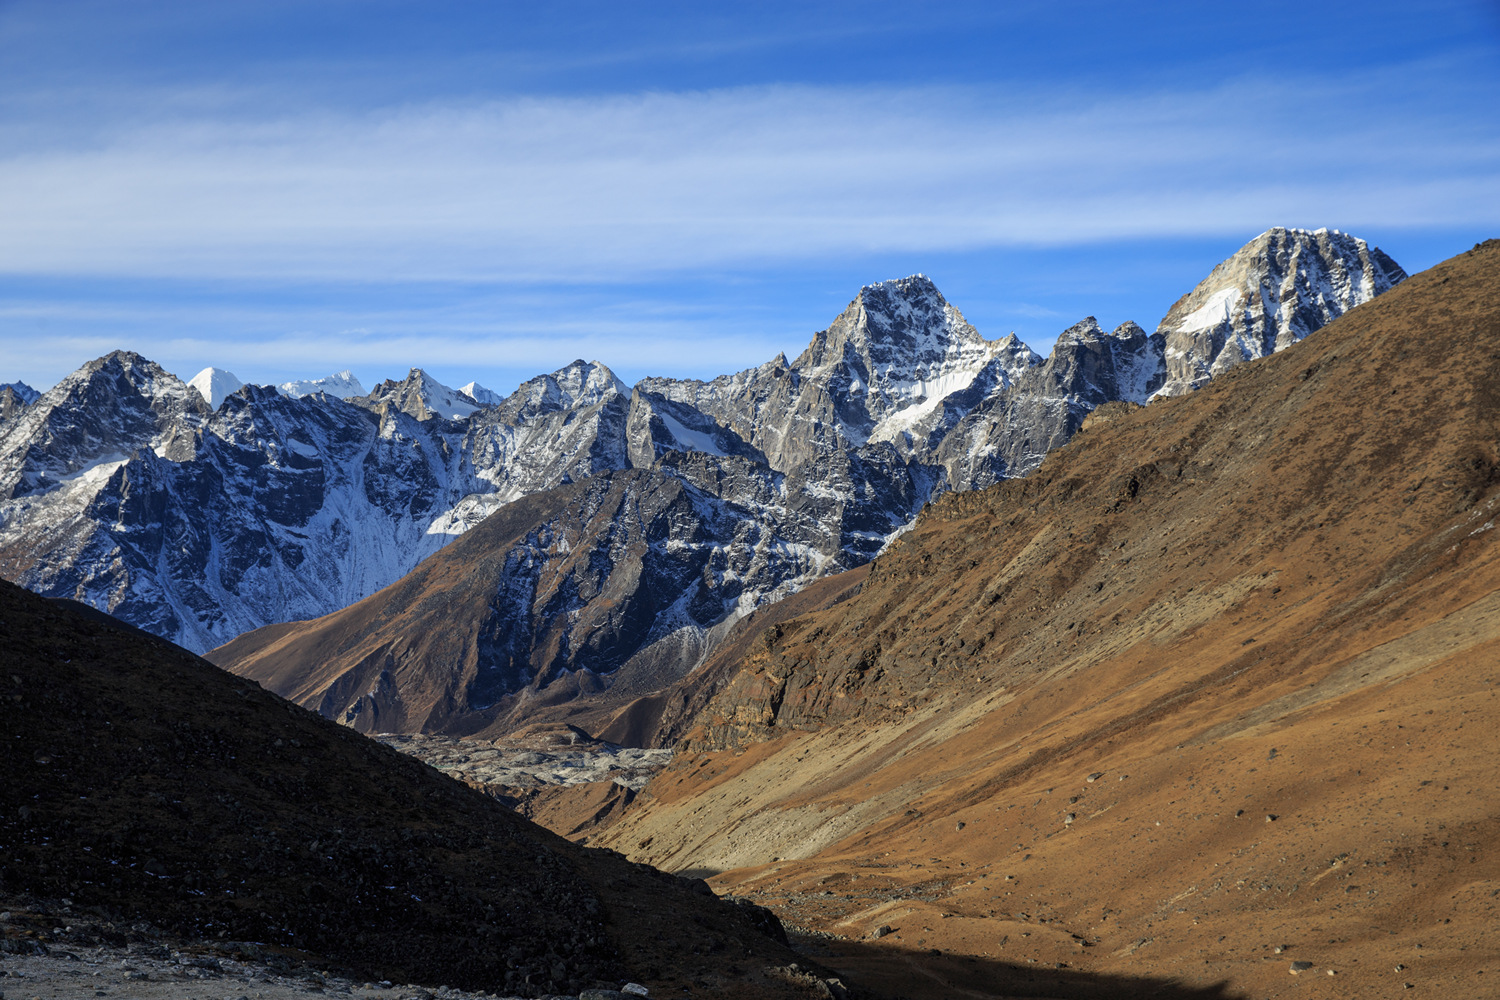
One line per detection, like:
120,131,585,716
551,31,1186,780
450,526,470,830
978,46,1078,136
279,370,367,400
459,381,503,406
187,367,246,409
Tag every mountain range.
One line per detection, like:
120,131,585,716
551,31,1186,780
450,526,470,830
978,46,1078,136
585,237,1500,998
3,227,1404,735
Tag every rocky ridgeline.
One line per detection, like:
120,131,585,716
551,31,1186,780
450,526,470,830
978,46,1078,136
374,733,674,793
1,228,1403,730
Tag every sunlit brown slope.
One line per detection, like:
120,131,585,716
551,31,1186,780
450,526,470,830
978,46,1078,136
596,241,1500,999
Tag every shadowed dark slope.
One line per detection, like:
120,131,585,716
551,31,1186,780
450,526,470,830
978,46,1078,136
0,578,830,998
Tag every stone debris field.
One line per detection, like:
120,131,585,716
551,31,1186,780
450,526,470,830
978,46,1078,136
374,733,673,792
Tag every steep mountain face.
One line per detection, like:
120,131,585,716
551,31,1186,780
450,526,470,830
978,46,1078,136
0,352,208,501
0,578,820,999
592,241,1500,1000
450,360,635,529
1155,226,1406,395
0,361,627,652
932,317,1166,491
639,275,1044,473
210,454,924,735
2,230,1404,700
0,386,33,426
1,379,475,649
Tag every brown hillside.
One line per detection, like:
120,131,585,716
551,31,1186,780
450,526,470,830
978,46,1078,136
594,241,1500,999
0,578,837,999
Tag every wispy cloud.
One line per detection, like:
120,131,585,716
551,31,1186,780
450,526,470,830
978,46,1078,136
0,285,821,391
2,72,1496,284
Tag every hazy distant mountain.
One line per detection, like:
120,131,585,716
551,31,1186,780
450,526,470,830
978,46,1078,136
1,380,39,405
278,369,367,399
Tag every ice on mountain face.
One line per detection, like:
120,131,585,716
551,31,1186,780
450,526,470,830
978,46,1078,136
278,370,367,400
187,367,245,409
459,381,503,406
1174,288,1242,334
1,382,40,405
657,410,729,457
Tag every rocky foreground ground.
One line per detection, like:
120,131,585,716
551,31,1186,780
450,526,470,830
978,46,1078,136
0,898,840,1000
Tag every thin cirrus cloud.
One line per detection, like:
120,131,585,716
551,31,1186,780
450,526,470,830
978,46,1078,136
0,287,808,390
3,71,1496,285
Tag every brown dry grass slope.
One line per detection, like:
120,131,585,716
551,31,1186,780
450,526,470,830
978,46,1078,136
594,241,1500,999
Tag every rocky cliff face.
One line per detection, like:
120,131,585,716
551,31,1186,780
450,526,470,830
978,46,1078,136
2,230,1405,724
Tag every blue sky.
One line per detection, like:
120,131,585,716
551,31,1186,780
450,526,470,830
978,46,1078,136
2,1,1499,395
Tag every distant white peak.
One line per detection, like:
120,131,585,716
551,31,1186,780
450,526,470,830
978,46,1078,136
279,369,367,400
187,367,245,409
458,381,503,406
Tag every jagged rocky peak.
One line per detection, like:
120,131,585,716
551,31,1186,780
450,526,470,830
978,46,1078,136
361,368,479,421
1155,226,1406,395
0,351,207,500
1040,317,1164,406
497,359,628,421
187,367,245,409
278,369,367,400
794,274,1044,429
0,386,33,426
798,274,988,374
